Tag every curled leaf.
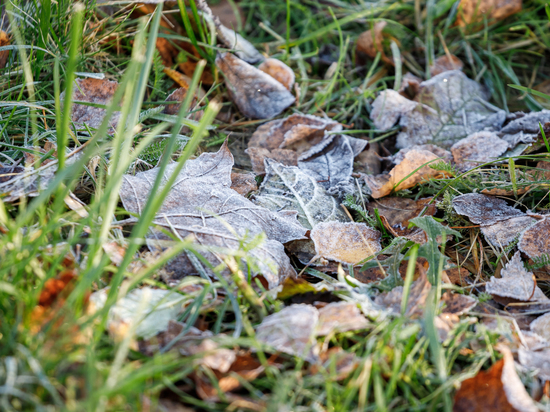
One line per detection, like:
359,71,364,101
365,149,452,198
430,54,463,76
216,52,294,119
258,58,295,91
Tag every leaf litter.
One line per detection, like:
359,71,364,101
6,1,550,410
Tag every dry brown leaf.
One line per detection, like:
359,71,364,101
398,72,422,99
216,52,295,119
443,267,473,286
119,142,306,289
453,345,538,412
430,54,464,76
451,131,509,171
316,301,370,336
258,58,295,91
457,0,522,28
356,21,394,66
66,78,121,131
485,252,550,302
310,221,381,265
452,193,524,225
365,149,452,198
178,43,215,85
102,242,126,266
354,142,381,175
230,171,257,196
367,197,436,229
0,30,9,69
441,292,477,315
246,113,340,173
392,144,453,165
519,217,550,262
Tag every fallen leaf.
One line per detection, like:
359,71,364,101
398,72,422,99
441,292,477,315
452,193,524,225
518,217,550,262
316,301,370,336
178,44,215,85
498,110,550,146
216,52,295,119
310,221,381,265
374,267,431,317
119,142,307,288
430,54,464,76
276,276,332,300
480,216,537,248
258,58,295,91
453,345,538,412
102,242,126,266
65,78,121,131
518,348,550,382
365,149,452,198
451,131,509,171
230,171,257,196
163,86,203,124
89,287,189,342
391,144,453,165
253,159,347,229
457,0,522,28
255,302,369,361
310,347,360,381
530,312,550,341
298,135,368,191
217,25,264,64
372,71,506,149
485,252,549,302
367,197,436,229
0,30,9,69
370,89,417,132
246,113,341,174
0,150,81,202
443,267,473,286
256,304,320,362
356,21,394,66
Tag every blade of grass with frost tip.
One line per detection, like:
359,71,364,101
57,3,84,170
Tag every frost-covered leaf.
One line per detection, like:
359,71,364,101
498,110,550,146
453,345,538,412
391,144,452,165
485,252,549,302
316,302,370,336
89,287,188,340
480,216,537,248
451,131,509,171
253,159,347,229
310,221,381,265
258,58,295,91
216,52,294,119
119,143,307,288
230,171,257,196
518,217,550,262
367,197,436,229
217,24,264,64
256,304,319,362
365,149,452,198
246,113,340,174
371,71,506,149
518,348,550,381
298,135,367,191
452,193,524,225
255,302,369,362
440,292,477,315
530,312,550,341
64,78,121,131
